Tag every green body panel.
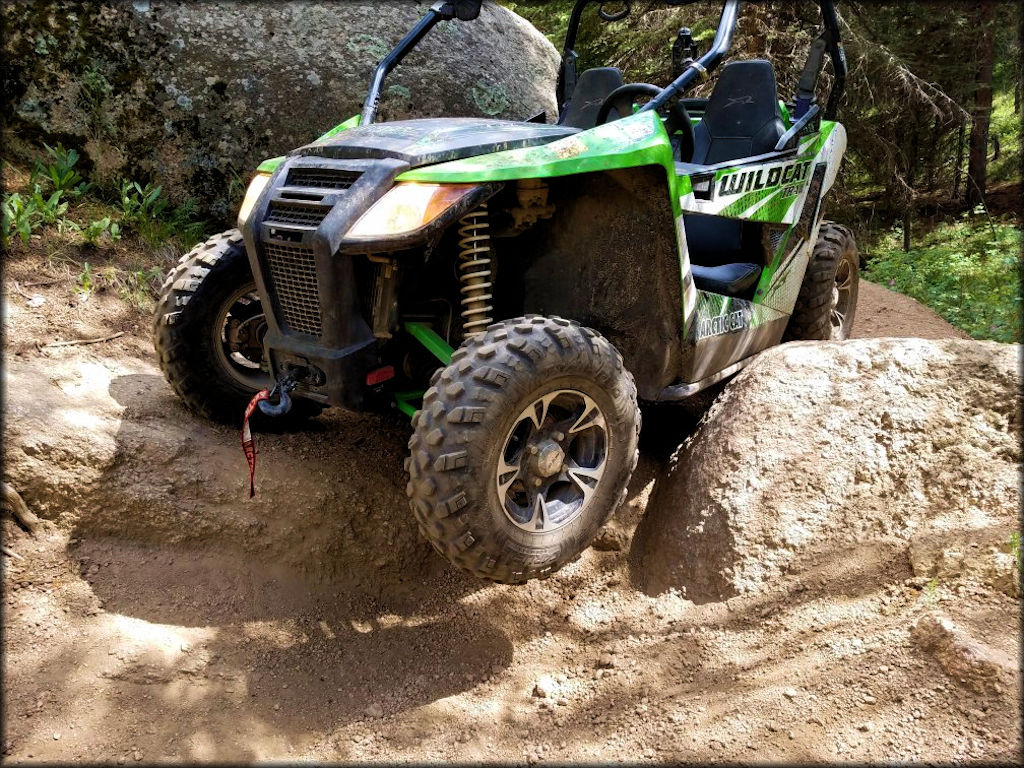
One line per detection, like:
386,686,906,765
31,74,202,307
676,121,838,226
746,121,841,302
246,101,845,411
255,114,362,175
398,111,688,214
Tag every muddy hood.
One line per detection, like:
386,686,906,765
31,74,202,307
293,118,578,169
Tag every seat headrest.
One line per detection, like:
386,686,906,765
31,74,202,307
558,67,624,129
574,67,624,93
703,60,781,137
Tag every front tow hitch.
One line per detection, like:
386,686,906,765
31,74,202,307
241,368,307,498
257,373,299,417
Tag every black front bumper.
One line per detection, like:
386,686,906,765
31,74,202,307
240,155,409,410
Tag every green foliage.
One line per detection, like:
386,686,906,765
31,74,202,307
76,261,94,295
865,215,1022,343
79,217,121,247
116,266,165,310
168,198,207,250
989,90,1021,185
117,179,168,223
2,192,42,246
30,186,69,225
31,143,89,198
1010,531,1021,573
115,179,205,249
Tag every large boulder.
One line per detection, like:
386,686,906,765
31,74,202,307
1,0,560,218
632,339,1021,603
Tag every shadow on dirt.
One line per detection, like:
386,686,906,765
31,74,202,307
49,372,521,758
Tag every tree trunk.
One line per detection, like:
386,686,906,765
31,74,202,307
952,118,966,200
1016,46,1022,113
966,0,996,208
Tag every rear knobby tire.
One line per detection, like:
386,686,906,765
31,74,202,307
406,316,640,584
152,229,322,427
784,222,860,341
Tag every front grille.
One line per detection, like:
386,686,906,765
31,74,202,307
263,243,323,336
286,168,361,190
266,202,331,227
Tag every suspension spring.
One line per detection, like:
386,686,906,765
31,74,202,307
456,204,495,338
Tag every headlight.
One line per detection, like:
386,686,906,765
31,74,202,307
237,172,271,228
347,183,480,239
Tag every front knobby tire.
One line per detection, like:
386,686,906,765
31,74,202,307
784,222,860,341
406,316,641,584
152,229,322,427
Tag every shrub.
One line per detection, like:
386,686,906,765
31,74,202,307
865,214,1022,343
31,143,89,198
79,217,121,247
116,179,206,248
1,192,41,246
30,186,69,225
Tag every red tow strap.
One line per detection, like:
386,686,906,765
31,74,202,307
241,389,271,498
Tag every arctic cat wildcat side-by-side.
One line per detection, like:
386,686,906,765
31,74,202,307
154,0,859,583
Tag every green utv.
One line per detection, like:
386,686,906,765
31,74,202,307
154,0,859,583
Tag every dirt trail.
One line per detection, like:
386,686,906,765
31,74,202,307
2,265,1019,764
852,280,970,341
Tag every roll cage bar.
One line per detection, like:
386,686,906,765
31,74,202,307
557,0,847,121
360,0,847,127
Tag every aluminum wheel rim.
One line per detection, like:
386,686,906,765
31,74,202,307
830,258,854,337
212,282,270,391
496,389,609,533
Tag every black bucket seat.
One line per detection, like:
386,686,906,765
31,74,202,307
558,67,625,130
684,60,787,298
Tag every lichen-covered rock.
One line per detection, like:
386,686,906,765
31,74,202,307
1,0,560,219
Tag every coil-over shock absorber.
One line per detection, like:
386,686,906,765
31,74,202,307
456,204,495,337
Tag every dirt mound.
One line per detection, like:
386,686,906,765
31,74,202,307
3,351,441,596
3,258,1020,764
633,338,1020,603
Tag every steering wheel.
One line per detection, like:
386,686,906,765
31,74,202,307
595,83,695,163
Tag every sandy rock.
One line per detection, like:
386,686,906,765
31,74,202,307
591,526,627,552
910,540,1021,598
596,652,616,669
633,339,1020,602
2,1,559,218
533,676,557,699
981,550,1020,598
912,613,1016,694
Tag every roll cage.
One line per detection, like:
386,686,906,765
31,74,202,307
557,0,847,122
361,0,847,130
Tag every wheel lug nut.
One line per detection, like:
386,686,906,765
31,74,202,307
528,445,539,455
533,477,544,487
553,432,565,442
561,463,569,473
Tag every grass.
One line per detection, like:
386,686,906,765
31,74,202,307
864,213,1022,343
3,145,207,252
989,89,1021,186
3,146,209,313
